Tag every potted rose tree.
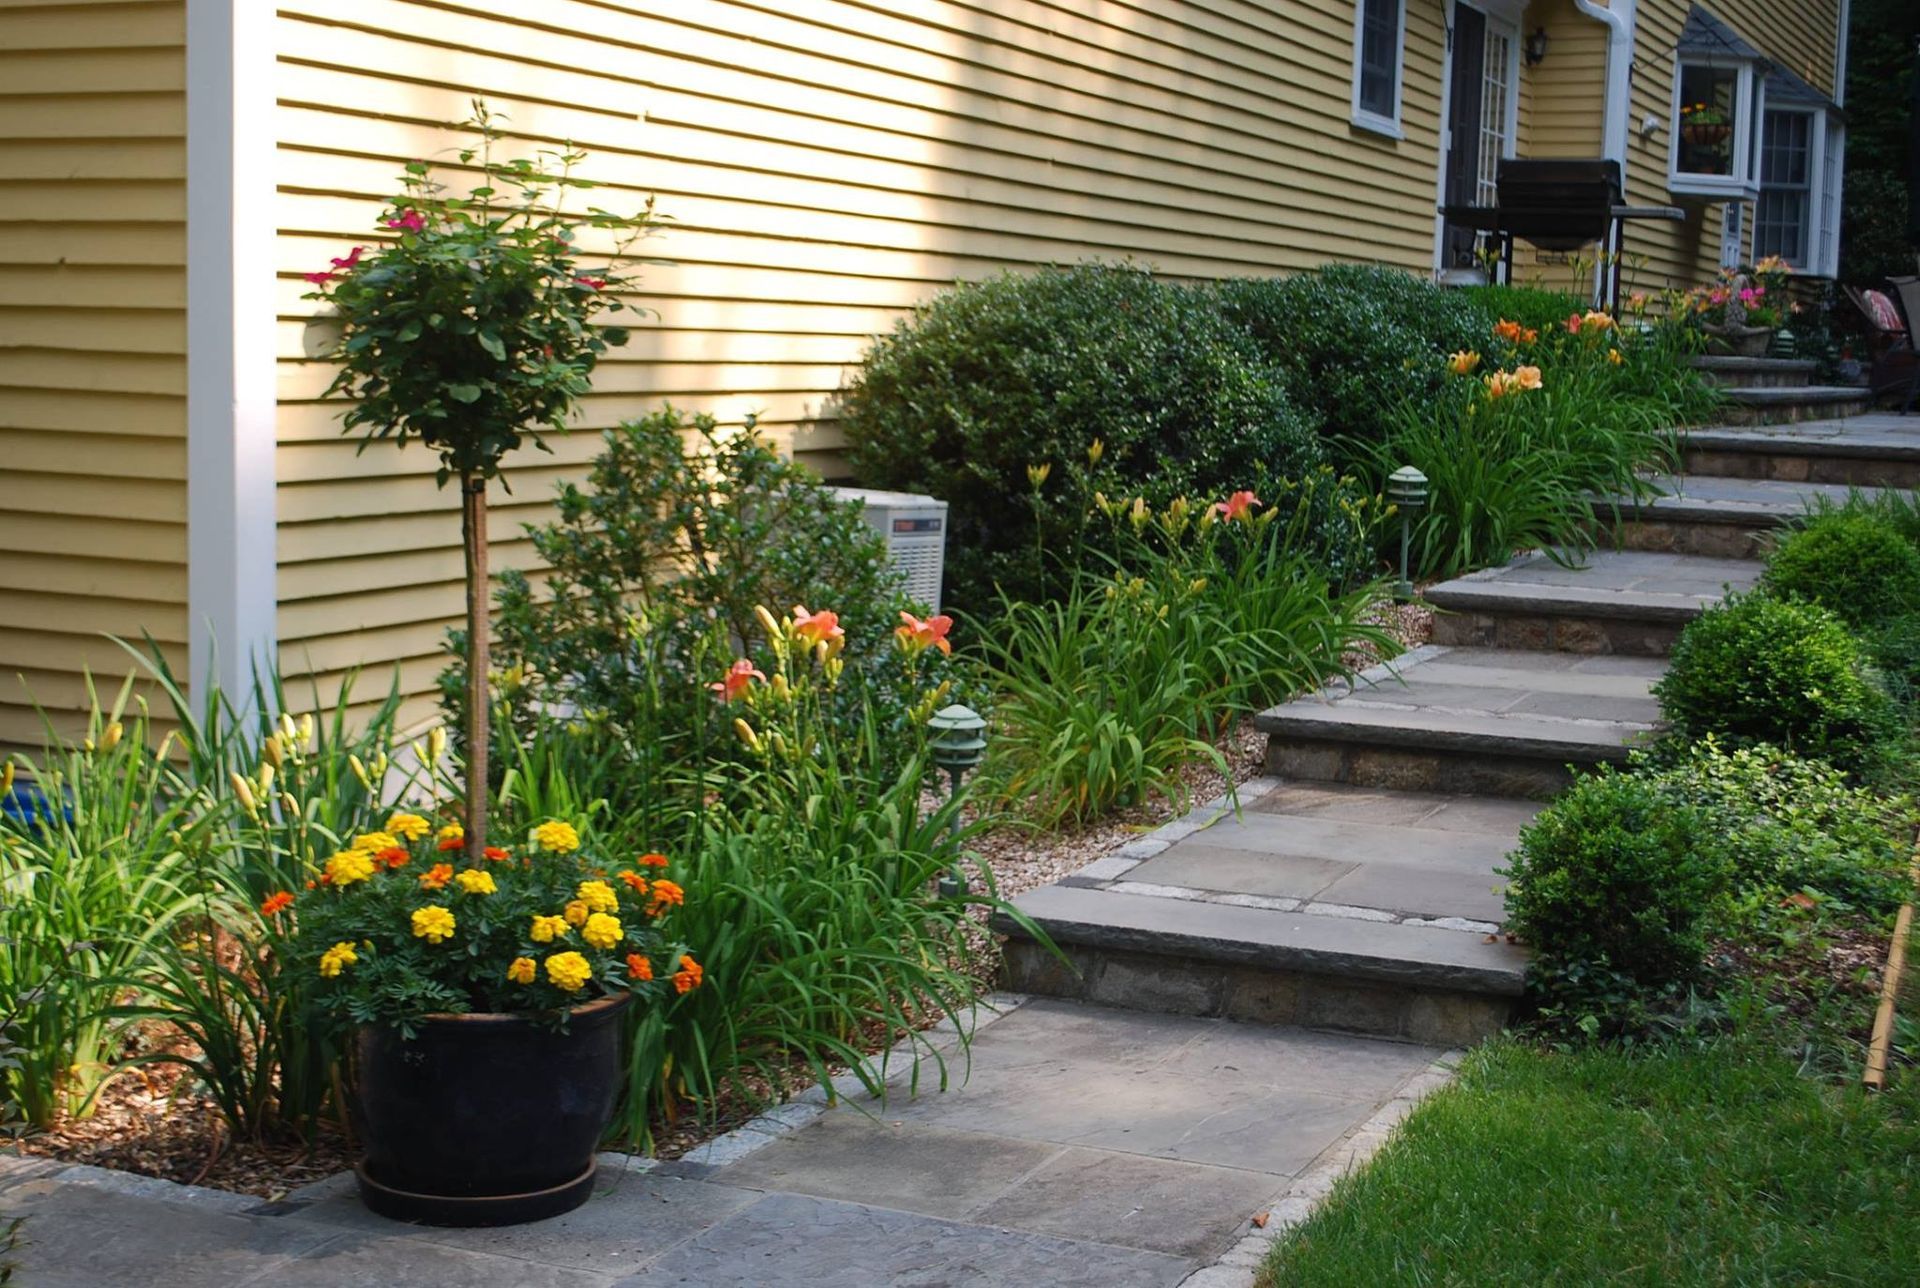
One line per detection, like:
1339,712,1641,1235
299,105,690,1225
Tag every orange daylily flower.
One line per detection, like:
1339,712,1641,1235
1214,490,1260,522
895,611,954,656
1448,350,1481,375
790,606,845,654
708,657,766,702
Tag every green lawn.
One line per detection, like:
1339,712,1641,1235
1260,1036,1920,1286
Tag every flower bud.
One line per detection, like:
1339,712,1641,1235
263,733,285,768
427,726,446,765
100,721,124,751
733,718,761,752
349,754,371,789
753,605,781,641
296,713,314,749
229,771,259,817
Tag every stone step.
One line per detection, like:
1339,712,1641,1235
1426,549,1761,656
1254,645,1662,797
997,881,1530,1048
1688,354,1819,389
1718,385,1872,426
1601,474,1882,558
1682,413,1920,489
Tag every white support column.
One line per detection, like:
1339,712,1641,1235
186,0,277,709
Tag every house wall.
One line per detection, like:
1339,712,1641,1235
271,0,1454,725
0,0,189,748
1618,0,1843,294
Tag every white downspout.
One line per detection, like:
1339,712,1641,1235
1573,0,1637,301
1573,0,1637,168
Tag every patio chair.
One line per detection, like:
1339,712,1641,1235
1845,284,1919,413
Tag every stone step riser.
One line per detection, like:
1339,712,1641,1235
1604,517,1772,560
1429,610,1682,656
1680,448,1920,489
999,937,1513,1047
1687,357,1818,391
1265,737,1588,798
1719,397,1872,427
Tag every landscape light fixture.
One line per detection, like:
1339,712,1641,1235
926,703,987,896
1388,465,1429,604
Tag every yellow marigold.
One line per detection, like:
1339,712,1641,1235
411,904,456,945
1447,350,1481,375
563,899,591,927
352,831,400,853
506,956,537,985
385,812,431,841
454,868,497,896
532,820,580,854
544,951,592,992
325,849,377,887
577,880,618,915
581,912,623,950
318,941,358,978
530,914,570,943
436,823,464,842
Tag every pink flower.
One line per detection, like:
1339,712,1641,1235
895,611,953,656
330,246,366,271
574,276,608,290
384,209,426,233
1215,490,1259,522
790,606,845,654
1565,312,1585,335
708,658,765,702
1738,287,1763,307
302,270,334,287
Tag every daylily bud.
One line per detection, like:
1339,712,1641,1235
156,731,178,761
257,762,275,793
280,792,298,815
427,726,446,765
372,752,389,778
1,762,13,798
349,754,371,789
296,713,314,749
263,733,285,768
1087,438,1104,466
753,605,781,641
229,772,259,817
768,731,789,759
279,712,297,742
733,718,760,751
1026,461,1051,489
410,739,428,770
770,673,791,702
100,721,123,751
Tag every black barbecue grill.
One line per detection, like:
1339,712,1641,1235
1441,158,1684,308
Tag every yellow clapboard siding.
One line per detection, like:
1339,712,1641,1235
3,550,186,602
0,512,183,563
0,225,184,267
0,387,184,435
0,179,184,222
0,306,183,354
3,93,183,138
0,426,185,476
0,1,181,49
0,348,184,396
0,46,182,94
0,588,185,640
0,263,183,309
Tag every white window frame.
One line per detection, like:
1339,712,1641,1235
1667,56,1763,200
1816,118,1845,277
1351,0,1407,139
1753,105,1820,271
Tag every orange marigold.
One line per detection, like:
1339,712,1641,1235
483,846,512,862
618,870,649,895
647,879,685,917
418,862,454,891
672,954,704,993
378,846,410,869
626,952,653,981
637,852,670,868
436,835,465,852
260,891,295,918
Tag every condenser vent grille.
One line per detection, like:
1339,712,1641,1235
828,487,949,613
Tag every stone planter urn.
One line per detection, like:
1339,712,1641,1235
1702,323,1774,358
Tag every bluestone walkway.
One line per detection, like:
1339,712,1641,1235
0,996,1455,1288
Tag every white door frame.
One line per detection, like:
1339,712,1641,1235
1432,0,1524,279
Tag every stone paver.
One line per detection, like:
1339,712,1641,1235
0,998,1453,1288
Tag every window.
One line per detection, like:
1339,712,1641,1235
1754,106,1846,277
1351,0,1405,137
1668,58,1761,198
1754,109,1813,266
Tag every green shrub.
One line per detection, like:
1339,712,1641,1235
1458,284,1585,334
841,263,1323,610
1213,265,1487,453
1501,771,1731,999
1762,508,1920,628
1641,739,1912,915
1652,592,1902,777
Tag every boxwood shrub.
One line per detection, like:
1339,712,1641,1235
1652,591,1902,778
1761,508,1920,629
840,263,1323,610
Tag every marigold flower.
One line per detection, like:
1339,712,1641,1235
672,954,704,993
530,914,570,943
411,905,456,944
417,862,453,891
577,880,619,915
485,846,512,861
564,899,591,927
455,869,497,895
544,951,593,993
385,812,431,840
1447,350,1481,375
1214,490,1259,522
325,849,377,887
436,835,465,852
895,611,954,656
319,941,358,977
378,847,410,869
582,912,623,950
353,831,400,854
618,870,650,895
626,952,653,981
532,820,580,853
637,852,670,868
507,956,537,985
647,879,685,917
709,658,766,702
260,891,295,918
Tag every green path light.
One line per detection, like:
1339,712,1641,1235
926,703,987,897
1388,465,1429,604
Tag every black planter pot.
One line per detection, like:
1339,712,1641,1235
351,992,630,1227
